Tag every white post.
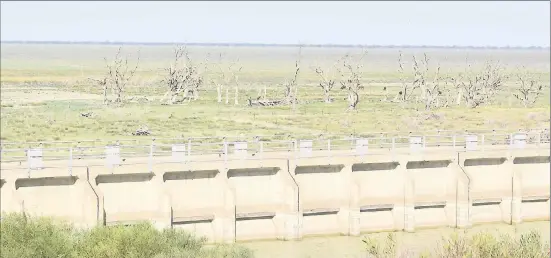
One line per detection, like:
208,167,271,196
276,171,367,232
453,135,456,149
171,144,186,163
481,134,485,151
149,140,154,172
293,140,298,164
422,136,426,148
223,140,228,164
299,140,313,158
513,133,527,149
327,139,332,164
187,138,192,158
259,141,264,166
355,138,369,156
27,149,30,177
409,136,423,153
465,135,478,151
69,147,73,176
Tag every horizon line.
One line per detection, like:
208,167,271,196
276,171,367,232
1,40,550,50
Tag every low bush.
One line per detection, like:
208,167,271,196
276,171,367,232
363,230,550,258
0,213,253,258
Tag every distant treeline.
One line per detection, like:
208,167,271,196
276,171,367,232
1,40,549,50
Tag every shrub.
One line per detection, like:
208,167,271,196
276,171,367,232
0,212,253,258
363,230,550,258
0,213,75,258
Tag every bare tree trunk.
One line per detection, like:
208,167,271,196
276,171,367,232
115,86,123,103
225,88,229,104
170,92,178,104
234,86,239,105
347,90,359,110
456,89,462,106
183,88,190,100
217,85,222,103
263,85,267,100
193,88,199,100
293,86,298,110
103,84,108,104
324,89,331,103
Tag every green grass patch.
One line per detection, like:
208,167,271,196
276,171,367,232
0,212,253,258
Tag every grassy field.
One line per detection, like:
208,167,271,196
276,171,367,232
1,43,549,144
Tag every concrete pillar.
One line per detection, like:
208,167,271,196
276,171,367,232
403,160,415,232
451,157,472,229
450,159,471,228
510,156,523,224
212,167,236,243
278,159,302,240
337,164,360,236
392,160,414,232
500,156,515,224
444,160,459,228
282,173,301,241
0,173,22,215
75,168,102,229
151,171,172,230
87,164,172,230
85,166,105,226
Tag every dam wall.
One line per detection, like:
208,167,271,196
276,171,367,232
1,130,549,243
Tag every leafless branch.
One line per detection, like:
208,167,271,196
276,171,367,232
451,60,505,108
395,51,419,103
103,46,140,104
283,46,302,109
513,66,544,107
161,45,208,104
338,49,368,111
311,56,343,103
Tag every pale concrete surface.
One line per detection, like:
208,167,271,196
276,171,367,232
1,145,549,243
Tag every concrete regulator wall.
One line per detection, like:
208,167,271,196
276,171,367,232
1,146,549,243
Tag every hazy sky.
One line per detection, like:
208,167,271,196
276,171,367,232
1,1,550,47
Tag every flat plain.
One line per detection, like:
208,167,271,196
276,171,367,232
1,44,549,146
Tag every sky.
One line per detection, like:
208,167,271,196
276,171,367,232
1,1,550,47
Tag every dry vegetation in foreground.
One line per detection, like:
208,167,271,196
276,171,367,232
0,44,549,143
0,213,253,258
363,230,550,258
1,212,549,258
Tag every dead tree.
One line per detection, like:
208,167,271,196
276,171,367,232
311,57,342,103
413,53,445,110
162,45,186,104
339,50,367,111
452,61,505,108
161,45,208,104
185,54,209,101
232,67,242,105
104,47,140,103
247,47,302,108
395,51,419,103
513,66,544,107
213,53,242,105
283,46,302,109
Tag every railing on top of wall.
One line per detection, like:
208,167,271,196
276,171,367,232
0,128,549,172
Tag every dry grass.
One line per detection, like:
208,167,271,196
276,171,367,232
0,44,549,143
